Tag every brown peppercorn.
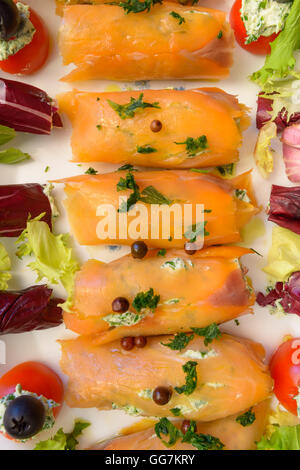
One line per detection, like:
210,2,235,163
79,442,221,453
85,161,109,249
131,241,148,259
121,336,134,351
184,243,197,255
150,120,162,133
152,386,172,406
181,420,197,435
134,336,147,348
112,297,129,313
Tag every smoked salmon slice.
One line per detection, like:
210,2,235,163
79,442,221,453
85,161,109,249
64,246,255,339
60,333,273,421
57,88,249,169
90,401,270,450
54,170,259,248
58,3,234,81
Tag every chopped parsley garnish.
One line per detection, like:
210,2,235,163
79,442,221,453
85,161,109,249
139,186,173,205
170,11,185,25
170,407,181,417
132,288,160,313
155,418,182,448
107,93,160,119
175,136,208,157
107,0,162,14
96,124,102,130
157,248,166,257
155,418,224,450
181,421,224,450
236,408,256,427
162,333,194,352
44,166,50,173
234,319,240,326
217,163,235,177
184,221,209,243
85,167,98,175
217,30,223,39
117,164,137,171
137,145,157,154
191,323,222,346
116,170,173,212
174,360,198,396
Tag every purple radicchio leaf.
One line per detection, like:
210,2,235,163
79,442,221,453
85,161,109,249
0,78,62,135
0,285,63,334
256,93,300,133
268,184,300,235
257,272,300,316
0,183,52,237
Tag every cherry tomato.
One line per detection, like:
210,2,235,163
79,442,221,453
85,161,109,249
229,0,279,55
0,6,50,75
0,361,64,418
270,338,300,416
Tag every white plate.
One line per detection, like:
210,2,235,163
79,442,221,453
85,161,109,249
0,0,299,450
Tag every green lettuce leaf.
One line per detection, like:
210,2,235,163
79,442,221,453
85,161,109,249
0,125,16,145
0,148,31,165
0,242,11,290
34,420,90,450
16,216,80,311
264,226,300,281
251,0,300,91
257,424,300,450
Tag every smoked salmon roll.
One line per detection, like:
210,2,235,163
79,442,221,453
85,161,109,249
64,246,255,340
59,3,234,81
60,334,273,421
90,401,270,450
54,170,259,249
57,88,249,169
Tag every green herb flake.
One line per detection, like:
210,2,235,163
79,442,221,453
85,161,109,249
157,248,167,257
175,136,208,157
170,11,185,25
217,30,223,39
170,407,182,417
132,287,160,313
137,145,157,154
107,0,162,14
107,93,160,119
117,164,137,172
184,221,209,243
85,167,98,175
174,360,198,396
217,163,235,177
162,333,194,352
96,124,102,131
140,186,174,205
236,408,256,427
191,323,222,346
154,418,182,448
44,166,50,173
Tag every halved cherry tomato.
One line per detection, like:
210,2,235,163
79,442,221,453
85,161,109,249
270,338,300,416
229,0,279,55
0,5,50,75
0,361,64,418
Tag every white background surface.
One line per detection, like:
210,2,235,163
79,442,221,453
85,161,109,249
0,0,299,450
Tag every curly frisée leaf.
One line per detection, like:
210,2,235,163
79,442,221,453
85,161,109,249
0,242,11,290
257,424,300,450
16,217,80,311
254,121,277,178
34,420,90,450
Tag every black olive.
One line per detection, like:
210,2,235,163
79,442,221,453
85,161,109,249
131,241,148,259
181,420,197,434
112,297,130,313
3,395,46,440
0,0,21,41
152,386,172,406
184,243,197,255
